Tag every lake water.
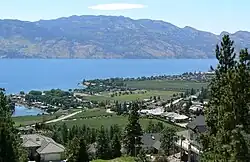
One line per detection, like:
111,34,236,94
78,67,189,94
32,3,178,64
13,105,45,117
0,59,217,94
0,59,217,116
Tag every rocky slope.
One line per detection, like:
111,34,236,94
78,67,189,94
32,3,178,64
0,15,249,58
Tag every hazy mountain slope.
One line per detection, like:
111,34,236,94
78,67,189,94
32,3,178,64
0,15,249,59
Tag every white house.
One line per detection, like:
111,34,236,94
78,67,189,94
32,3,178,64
21,134,65,162
162,112,189,123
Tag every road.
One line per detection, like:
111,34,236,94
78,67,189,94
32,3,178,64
45,110,82,124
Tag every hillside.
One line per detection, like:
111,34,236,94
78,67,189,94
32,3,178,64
0,15,250,59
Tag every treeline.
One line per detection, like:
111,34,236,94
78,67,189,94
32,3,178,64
37,102,177,162
82,72,212,85
25,89,82,111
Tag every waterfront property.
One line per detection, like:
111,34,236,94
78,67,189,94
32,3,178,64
21,134,65,162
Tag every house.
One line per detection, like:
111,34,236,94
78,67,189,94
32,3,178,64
175,115,206,162
189,105,203,113
141,133,161,154
21,134,65,162
186,115,207,142
18,126,35,134
162,112,189,123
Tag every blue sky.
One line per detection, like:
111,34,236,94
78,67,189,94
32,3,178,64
0,0,249,34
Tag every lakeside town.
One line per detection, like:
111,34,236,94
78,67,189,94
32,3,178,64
8,71,212,162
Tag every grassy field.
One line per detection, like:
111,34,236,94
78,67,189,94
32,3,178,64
69,108,111,119
125,80,208,91
13,109,78,126
52,115,183,131
83,90,177,102
13,115,57,126
93,157,135,162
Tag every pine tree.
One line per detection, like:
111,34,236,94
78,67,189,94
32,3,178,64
123,102,143,156
61,123,69,145
77,138,89,162
0,89,27,162
146,120,154,133
111,133,122,158
96,125,111,160
67,137,89,162
160,127,176,156
201,35,250,161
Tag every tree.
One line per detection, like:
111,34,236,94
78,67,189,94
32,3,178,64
67,137,89,162
123,102,143,156
201,35,250,161
0,89,27,162
111,133,121,158
146,120,155,133
160,127,176,156
19,91,25,95
190,88,196,95
136,149,150,162
184,98,192,115
96,125,111,160
61,123,69,145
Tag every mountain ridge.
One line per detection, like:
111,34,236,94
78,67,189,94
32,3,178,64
0,15,249,59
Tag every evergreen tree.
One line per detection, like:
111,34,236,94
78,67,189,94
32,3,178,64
96,125,111,160
146,120,154,133
201,35,250,161
111,133,122,158
0,89,27,162
77,138,89,162
123,102,143,156
61,123,69,145
90,128,97,144
190,88,196,95
160,127,176,156
67,137,89,162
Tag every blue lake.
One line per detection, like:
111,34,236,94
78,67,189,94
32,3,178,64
0,59,217,94
13,105,45,117
0,59,217,116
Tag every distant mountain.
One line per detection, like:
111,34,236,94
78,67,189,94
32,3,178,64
0,15,250,59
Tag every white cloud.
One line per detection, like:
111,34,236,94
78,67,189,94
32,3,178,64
88,3,146,11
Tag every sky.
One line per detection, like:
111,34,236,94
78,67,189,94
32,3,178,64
0,0,249,34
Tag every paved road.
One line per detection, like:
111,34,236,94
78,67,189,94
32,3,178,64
45,110,82,124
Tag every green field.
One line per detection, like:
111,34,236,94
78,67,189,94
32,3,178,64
13,109,78,126
69,108,111,119
83,90,177,102
93,157,135,162
125,80,208,91
13,115,57,126
52,115,183,131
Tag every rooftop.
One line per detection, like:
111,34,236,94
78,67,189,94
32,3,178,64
21,134,65,154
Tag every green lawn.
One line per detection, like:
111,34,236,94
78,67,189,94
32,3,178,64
83,90,177,102
125,80,208,91
93,157,135,162
52,115,183,131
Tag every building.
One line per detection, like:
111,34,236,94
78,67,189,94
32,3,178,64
18,126,35,134
175,115,206,162
141,133,161,154
162,112,189,123
21,134,65,162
